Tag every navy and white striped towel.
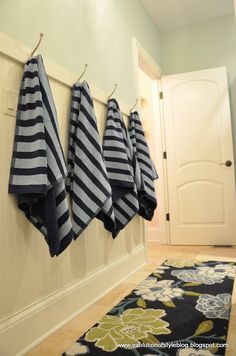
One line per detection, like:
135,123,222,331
102,99,140,237
8,55,73,257
66,81,115,238
128,111,158,220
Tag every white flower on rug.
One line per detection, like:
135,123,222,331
171,266,226,285
64,342,89,355
154,266,170,274
195,293,231,320
177,348,214,356
213,264,236,278
164,259,196,268
134,278,184,302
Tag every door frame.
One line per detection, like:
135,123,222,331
132,38,170,245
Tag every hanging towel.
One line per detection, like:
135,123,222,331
66,81,115,238
8,55,73,257
102,99,140,237
128,111,158,220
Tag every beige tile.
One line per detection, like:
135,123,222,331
27,243,236,356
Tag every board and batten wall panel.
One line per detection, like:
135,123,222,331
0,32,146,356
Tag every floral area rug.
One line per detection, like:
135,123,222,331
62,260,236,356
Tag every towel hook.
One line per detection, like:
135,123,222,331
108,83,118,99
130,98,138,113
77,64,88,82
29,33,44,58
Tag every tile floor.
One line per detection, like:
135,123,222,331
27,243,236,356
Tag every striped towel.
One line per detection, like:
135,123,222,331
128,111,158,220
8,55,73,257
66,81,115,238
103,99,140,237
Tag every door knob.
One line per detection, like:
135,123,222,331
219,160,232,167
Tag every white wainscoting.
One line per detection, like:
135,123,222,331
0,32,147,356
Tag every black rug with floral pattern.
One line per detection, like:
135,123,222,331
62,259,235,356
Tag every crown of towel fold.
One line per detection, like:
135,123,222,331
66,81,115,238
8,55,73,257
128,111,158,220
102,99,140,237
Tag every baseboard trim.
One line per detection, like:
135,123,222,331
0,245,146,356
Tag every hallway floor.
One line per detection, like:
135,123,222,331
27,243,236,356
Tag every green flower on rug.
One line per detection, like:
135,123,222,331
134,278,184,302
84,308,171,352
164,259,197,268
177,348,214,356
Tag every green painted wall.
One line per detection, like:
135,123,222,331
162,14,236,150
0,0,162,105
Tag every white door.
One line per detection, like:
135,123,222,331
162,67,236,245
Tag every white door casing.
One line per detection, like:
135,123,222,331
162,67,236,245
133,38,168,245
138,68,168,244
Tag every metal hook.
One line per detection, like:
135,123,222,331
29,33,44,58
130,98,138,113
77,64,88,82
108,83,118,99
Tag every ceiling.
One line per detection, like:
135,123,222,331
141,0,235,32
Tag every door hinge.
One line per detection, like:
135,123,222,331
159,91,163,99
163,151,167,159
166,213,170,221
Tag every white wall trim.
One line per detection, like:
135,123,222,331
132,38,169,245
158,78,171,244
0,31,131,116
0,245,146,356
132,38,164,80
